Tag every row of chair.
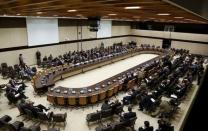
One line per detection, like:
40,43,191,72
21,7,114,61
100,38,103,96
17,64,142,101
86,105,123,125
95,117,137,131
17,105,67,127
0,115,60,131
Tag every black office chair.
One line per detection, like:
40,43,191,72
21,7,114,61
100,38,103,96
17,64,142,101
0,115,12,128
51,112,67,126
7,121,24,131
21,125,41,131
86,111,101,125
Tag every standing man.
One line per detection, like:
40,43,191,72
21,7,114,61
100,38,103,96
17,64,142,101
36,50,41,66
19,54,24,67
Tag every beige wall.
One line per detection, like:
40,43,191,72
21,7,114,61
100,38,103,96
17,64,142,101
59,26,77,41
1,24,208,66
112,26,131,36
0,28,28,48
172,41,208,55
131,36,163,47
131,29,208,55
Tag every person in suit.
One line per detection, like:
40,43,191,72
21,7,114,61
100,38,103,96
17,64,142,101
36,50,41,66
19,54,24,67
121,107,136,121
101,100,111,111
110,100,122,114
6,89,27,104
138,121,153,131
19,101,50,117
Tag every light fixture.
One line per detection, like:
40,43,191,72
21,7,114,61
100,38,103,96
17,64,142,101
16,13,21,16
108,13,117,16
3,14,7,16
37,12,43,14
67,10,77,12
174,17,184,19
157,13,170,16
124,6,141,9
53,15,58,17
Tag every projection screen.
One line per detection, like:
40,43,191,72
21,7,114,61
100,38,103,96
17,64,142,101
26,18,59,46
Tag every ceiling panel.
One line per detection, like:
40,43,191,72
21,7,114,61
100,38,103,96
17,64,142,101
0,0,207,24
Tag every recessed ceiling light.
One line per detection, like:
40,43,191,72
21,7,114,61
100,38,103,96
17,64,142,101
16,13,21,16
132,16,140,18
76,14,83,17
157,13,170,16
174,17,184,19
37,12,43,14
124,6,141,9
108,14,117,16
67,10,77,12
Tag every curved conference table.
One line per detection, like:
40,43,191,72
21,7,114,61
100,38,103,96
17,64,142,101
31,47,173,106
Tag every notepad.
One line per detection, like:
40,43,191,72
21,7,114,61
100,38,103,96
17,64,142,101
171,94,177,99
55,90,60,93
95,87,100,91
151,98,155,103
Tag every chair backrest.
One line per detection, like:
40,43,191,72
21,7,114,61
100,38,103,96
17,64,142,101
0,115,12,123
52,113,67,122
86,111,101,122
47,128,60,131
29,125,41,131
97,126,112,131
79,96,87,106
17,104,25,115
101,109,113,118
47,95,55,104
107,88,114,97
68,97,76,106
8,121,24,131
37,112,49,121
24,109,34,118
90,94,98,104
99,92,106,101
7,123,17,131
115,105,123,114
21,127,32,131
56,96,65,106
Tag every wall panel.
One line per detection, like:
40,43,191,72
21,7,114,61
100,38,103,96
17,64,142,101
0,28,27,48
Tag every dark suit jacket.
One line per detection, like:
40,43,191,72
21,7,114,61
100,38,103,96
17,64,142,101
123,111,136,120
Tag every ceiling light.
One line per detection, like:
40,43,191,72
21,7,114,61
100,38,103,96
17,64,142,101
157,13,170,16
124,6,141,9
174,17,184,19
16,13,21,16
37,12,43,14
108,14,117,16
53,15,58,17
67,10,77,12
3,14,7,16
